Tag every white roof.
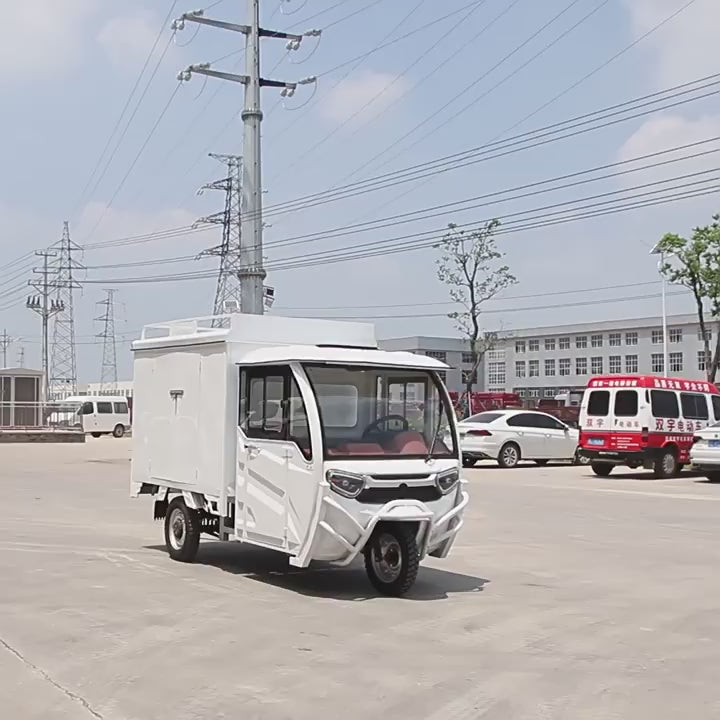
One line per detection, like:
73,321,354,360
236,344,448,369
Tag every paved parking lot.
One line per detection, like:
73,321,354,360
2,440,720,719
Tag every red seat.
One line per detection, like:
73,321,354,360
387,431,428,455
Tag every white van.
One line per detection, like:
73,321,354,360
49,395,130,438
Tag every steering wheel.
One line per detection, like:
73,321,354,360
362,414,409,439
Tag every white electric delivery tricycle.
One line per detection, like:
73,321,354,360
131,314,468,596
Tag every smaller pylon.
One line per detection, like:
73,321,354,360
96,289,118,392
0,329,11,368
17,345,25,368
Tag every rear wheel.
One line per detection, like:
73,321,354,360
462,457,477,468
534,459,549,466
591,462,613,477
498,442,520,469
164,497,201,563
654,449,678,479
364,523,419,597
90,432,101,438
574,449,591,465
706,471,720,483
112,424,125,438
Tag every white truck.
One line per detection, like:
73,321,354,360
131,314,468,596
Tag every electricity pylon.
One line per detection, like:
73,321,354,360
96,289,118,392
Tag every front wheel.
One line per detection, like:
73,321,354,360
706,471,720,483
654,449,678,479
462,457,477,468
164,497,201,563
90,432,101,438
534,459,549,466
364,523,419,597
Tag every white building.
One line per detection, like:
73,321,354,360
380,313,714,397
77,381,134,398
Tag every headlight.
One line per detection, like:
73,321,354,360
436,468,460,495
326,470,366,499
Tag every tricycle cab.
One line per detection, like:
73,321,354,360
131,314,468,596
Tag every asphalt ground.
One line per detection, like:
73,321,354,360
1,439,719,719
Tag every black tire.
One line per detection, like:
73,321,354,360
535,459,549,466
112,424,125,438
462,457,477,468
591,462,613,477
364,523,419,597
706,472,720,483
574,449,591,466
498,442,520,469
90,432,101,438
654,449,678,479
164,497,201,563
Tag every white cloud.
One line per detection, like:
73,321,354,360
320,70,409,127
97,11,159,71
0,0,97,82
622,0,720,86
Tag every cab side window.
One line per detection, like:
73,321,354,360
81,402,94,415
241,367,312,460
680,392,709,420
712,395,720,422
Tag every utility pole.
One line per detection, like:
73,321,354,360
17,345,25,368
0,329,11,368
97,289,118,392
27,250,64,399
174,4,319,315
50,221,83,398
197,153,243,322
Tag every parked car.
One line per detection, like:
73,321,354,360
690,422,720,481
458,409,584,468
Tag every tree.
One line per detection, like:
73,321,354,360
655,214,720,382
436,220,517,416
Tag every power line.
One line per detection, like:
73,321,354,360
254,73,720,219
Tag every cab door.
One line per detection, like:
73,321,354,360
237,365,317,553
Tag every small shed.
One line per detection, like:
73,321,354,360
0,368,45,428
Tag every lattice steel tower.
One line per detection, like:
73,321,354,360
197,153,242,321
49,221,83,398
97,289,118,392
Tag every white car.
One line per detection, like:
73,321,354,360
690,422,720,481
457,409,583,468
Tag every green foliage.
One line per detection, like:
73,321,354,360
655,214,720,381
436,220,517,395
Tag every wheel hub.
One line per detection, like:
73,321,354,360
371,533,402,584
169,509,186,550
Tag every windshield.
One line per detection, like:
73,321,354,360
304,364,456,459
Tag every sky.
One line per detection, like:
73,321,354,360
1,0,719,381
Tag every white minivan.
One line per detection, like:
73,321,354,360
49,395,131,438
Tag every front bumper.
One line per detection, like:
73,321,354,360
291,483,469,568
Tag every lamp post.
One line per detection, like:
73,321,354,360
650,243,669,376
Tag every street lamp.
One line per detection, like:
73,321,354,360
649,243,670,376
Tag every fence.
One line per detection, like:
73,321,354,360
0,401,84,432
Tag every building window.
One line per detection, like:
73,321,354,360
545,359,556,376
487,349,505,362
669,352,683,372
516,389,526,397
544,388,555,398
528,339,539,352
529,360,540,377
669,328,683,344
515,361,526,378
515,340,526,354
576,357,588,375
591,334,603,348
559,336,570,350
529,389,540,398
591,356,603,374
461,352,474,364
625,354,638,373
425,351,447,362
436,370,447,383
651,329,664,345
651,353,664,373
698,349,708,371
698,328,712,342
625,331,638,346
559,358,571,376
575,336,587,349
609,355,622,374
488,362,506,386
544,338,556,351
609,333,621,347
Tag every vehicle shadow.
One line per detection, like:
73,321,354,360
470,462,574,470
144,542,489,601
